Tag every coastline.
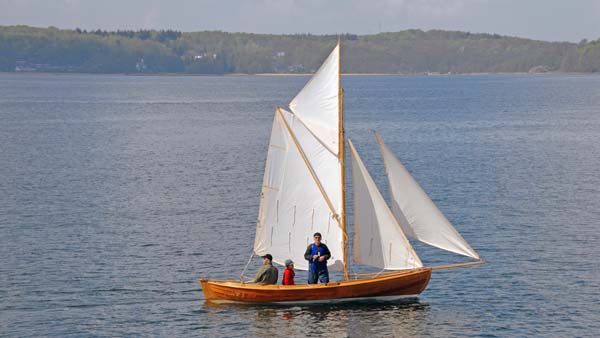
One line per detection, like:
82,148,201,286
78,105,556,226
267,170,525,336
1,71,596,77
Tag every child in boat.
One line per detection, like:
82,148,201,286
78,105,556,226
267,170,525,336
282,259,295,285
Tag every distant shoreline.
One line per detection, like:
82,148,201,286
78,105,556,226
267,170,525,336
3,26,598,74
2,71,595,77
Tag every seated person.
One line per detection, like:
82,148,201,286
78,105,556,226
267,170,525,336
252,254,278,285
282,259,295,285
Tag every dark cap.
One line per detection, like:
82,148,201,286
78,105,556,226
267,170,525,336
262,254,273,261
313,232,322,238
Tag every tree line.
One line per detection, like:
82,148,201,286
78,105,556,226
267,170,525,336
1,26,599,74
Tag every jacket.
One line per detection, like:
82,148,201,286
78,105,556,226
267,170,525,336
304,243,331,272
282,267,295,285
253,263,278,285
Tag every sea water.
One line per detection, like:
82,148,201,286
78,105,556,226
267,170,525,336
1,73,599,337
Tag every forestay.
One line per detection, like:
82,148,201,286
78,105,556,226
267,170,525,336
349,139,423,270
254,45,344,271
375,132,480,259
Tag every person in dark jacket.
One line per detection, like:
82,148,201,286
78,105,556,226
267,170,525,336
252,254,278,285
304,232,331,284
282,259,295,285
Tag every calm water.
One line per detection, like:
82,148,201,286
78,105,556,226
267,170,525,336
1,73,599,337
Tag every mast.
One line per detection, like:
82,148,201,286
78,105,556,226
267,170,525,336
338,37,348,281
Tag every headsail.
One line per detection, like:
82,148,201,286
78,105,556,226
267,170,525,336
375,131,480,260
254,45,344,271
348,139,423,270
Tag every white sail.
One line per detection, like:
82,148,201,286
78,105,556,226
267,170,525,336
375,132,480,260
348,139,423,270
254,44,344,271
289,44,340,155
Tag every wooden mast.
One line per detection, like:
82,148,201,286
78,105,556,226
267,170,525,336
338,37,349,281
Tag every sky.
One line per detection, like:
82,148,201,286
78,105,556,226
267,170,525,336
1,0,599,42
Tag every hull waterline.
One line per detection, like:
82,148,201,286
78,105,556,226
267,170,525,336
200,268,432,303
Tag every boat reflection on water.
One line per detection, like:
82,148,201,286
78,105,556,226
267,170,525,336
202,297,429,337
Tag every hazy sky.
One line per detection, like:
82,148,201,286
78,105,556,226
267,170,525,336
1,0,599,42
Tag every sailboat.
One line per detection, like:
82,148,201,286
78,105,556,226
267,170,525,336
200,40,484,303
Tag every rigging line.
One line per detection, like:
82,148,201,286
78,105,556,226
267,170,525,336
239,253,255,283
276,107,341,224
374,268,388,278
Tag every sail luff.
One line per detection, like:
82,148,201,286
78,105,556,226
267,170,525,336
374,131,480,260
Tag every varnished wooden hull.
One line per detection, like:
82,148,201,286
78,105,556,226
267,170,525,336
200,268,432,303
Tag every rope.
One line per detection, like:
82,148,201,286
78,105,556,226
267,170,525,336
239,253,255,283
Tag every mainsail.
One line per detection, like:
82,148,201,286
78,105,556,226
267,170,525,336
254,44,345,271
349,139,423,270
375,131,480,259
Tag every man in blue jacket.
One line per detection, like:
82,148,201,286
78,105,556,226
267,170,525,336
304,232,331,284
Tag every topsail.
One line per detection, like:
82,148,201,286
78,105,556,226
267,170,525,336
289,44,340,155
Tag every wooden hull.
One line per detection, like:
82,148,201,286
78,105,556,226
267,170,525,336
200,268,432,303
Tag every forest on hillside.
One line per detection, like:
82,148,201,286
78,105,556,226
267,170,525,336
1,26,599,74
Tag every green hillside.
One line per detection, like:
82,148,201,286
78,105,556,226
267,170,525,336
1,26,599,74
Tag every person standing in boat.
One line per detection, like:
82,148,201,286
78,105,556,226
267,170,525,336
252,254,278,285
282,259,295,285
304,232,330,284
